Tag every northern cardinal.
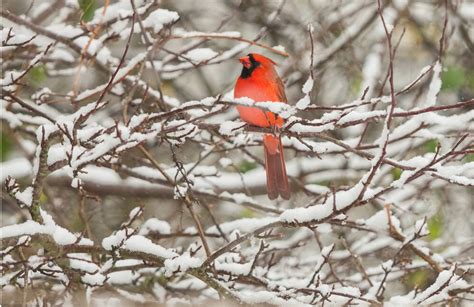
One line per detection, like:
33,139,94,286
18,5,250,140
234,53,290,200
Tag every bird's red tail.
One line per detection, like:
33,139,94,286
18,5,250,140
263,134,290,200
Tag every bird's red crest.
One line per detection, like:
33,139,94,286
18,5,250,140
250,53,277,66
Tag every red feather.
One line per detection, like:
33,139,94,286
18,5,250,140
234,53,290,200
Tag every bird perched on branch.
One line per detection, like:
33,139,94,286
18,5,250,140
234,53,290,200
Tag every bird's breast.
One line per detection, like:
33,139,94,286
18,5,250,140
234,78,283,128
234,78,280,102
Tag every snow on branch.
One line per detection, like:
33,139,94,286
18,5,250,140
1,0,473,305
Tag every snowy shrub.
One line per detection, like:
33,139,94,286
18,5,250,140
1,0,473,305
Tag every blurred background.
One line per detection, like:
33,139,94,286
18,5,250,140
1,0,473,305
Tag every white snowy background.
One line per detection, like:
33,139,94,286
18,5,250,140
1,0,473,305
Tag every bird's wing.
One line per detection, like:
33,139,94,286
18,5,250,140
274,75,287,103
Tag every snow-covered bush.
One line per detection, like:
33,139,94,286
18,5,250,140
1,0,473,305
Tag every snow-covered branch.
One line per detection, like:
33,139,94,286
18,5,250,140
1,0,473,305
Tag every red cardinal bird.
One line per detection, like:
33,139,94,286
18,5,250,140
234,53,290,200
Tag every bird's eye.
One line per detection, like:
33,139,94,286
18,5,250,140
248,54,257,64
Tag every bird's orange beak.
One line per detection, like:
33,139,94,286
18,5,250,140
239,56,251,69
